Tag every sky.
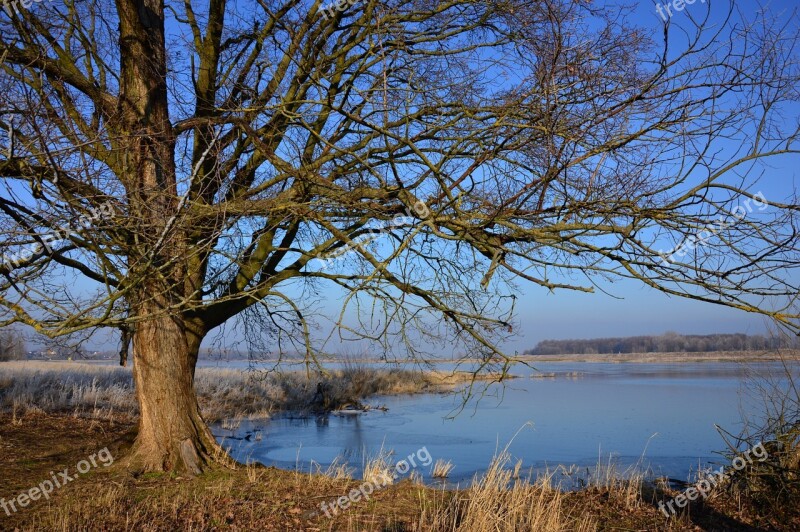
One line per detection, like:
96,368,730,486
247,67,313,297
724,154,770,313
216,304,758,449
301,0,800,356
506,0,800,352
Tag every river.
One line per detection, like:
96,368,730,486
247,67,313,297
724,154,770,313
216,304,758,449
210,360,797,486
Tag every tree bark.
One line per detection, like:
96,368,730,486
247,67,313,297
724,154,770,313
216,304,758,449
127,296,218,475
110,0,225,474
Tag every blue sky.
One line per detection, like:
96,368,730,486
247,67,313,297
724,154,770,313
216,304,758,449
304,0,800,355
501,0,800,351
504,0,800,351
7,0,798,354
302,0,798,353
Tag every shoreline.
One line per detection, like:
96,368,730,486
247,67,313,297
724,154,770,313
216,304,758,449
518,350,799,363
1,412,790,531
204,349,800,365
2,357,797,530
14,349,797,367
0,361,513,422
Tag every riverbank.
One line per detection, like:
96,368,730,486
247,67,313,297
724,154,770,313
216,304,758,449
0,361,510,422
237,349,797,366
0,412,793,531
2,360,798,530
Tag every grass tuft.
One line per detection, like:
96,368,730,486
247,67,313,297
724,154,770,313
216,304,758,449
431,459,454,479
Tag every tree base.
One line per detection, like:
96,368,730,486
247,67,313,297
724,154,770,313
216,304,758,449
123,426,235,476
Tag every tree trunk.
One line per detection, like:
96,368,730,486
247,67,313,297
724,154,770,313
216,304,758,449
111,0,225,475
126,300,219,475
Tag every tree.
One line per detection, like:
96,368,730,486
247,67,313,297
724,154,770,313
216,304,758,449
0,0,798,473
0,327,24,360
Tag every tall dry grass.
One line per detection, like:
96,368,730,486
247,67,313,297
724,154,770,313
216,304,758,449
362,444,396,485
0,361,134,419
0,360,435,422
431,459,454,479
417,451,599,531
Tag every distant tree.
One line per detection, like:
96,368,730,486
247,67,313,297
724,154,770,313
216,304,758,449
0,328,25,361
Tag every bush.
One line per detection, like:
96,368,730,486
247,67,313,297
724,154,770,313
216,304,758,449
720,353,800,524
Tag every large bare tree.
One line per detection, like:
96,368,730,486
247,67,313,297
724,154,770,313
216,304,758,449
0,0,798,473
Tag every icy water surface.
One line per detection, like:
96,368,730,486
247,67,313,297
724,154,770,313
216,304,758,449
212,361,796,485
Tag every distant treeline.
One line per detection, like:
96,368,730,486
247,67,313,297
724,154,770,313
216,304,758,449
525,333,799,356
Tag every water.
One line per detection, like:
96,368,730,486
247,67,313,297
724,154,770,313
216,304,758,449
211,360,796,486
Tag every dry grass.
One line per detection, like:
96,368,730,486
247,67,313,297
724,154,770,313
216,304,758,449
418,451,597,531
425,370,518,386
0,361,135,420
416,440,657,532
431,459,454,479
0,360,440,422
363,445,396,485
316,457,355,480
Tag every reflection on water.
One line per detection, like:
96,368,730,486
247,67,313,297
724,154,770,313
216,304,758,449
212,361,798,485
